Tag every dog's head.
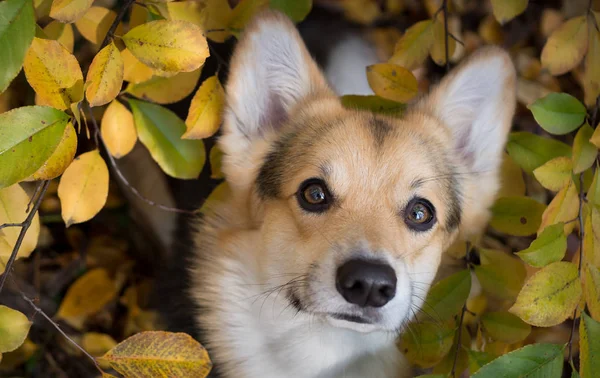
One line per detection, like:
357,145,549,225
218,11,516,333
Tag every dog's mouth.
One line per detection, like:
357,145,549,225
287,290,373,325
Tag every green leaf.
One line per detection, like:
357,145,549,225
0,106,70,188
580,312,600,378
128,99,205,179
490,196,547,236
588,169,600,207
584,264,600,322
0,0,35,93
480,311,532,344
516,223,567,268
468,349,495,375
506,131,572,173
474,249,526,301
340,95,405,116
399,321,455,368
0,305,32,353
533,157,573,192
510,261,581,327
269,0,312,22
420,269,471,322
572,123,598,174
471,343,564,378
528,93,587,135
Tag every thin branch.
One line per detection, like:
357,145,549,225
0,223,23,230
451,241,471,377
568,173,585,364
443,0,450,72
84,103,197,215
0,181,50,294
100,0,136,50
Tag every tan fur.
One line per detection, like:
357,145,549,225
188,10,516,378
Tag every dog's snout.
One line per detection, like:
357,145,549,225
336,259,397,308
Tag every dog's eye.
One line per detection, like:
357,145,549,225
297,179,331,212
404,198,436,231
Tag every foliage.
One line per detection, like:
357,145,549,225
0,0,599,377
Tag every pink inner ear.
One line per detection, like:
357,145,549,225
258,91,288,136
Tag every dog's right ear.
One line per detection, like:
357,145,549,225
219,11,333,191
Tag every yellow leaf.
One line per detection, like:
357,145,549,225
541,16,589,76
42,21,74,52
366,63,417,103
584,12,600,106
430,14,456,66
183,75,224,139
538,179,580,235
129,4,149,30
388,20,435,70
584,208,600,269
0,338,37,370
85,42,124,107
591,122,600,149
584,264,600,321
101,100,137,159
126,69,201,105
510,261,581,327
56,268,117,327
498,153,526,197
82,332,117,357
122,20,209,73
580,312,600,378
490,0,528,24
342,0,380,25
200,181,230,215
474,248,526,300
161,0,232,43
573,123,597,174
98,331,212,378
0,306,31,353
209,145,224,179
49,0,93,23
27,122,77,181
399,321,455,368
478,15,504,45
0,184,40,274
533,156,573,191
228,0,269,33
57,150,109,227
122,48,155,84
23,37,83,111
490,197,546,236
74,6,124,46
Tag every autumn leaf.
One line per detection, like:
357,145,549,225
498,153,526,198
430,14,456,66
538,179,579,235
471,343,564,377
122,48,155,85
528,93,586,135
467,350,495,375
490,196,546,236
389,20,435,70
270,0,312,23
209,145,224,180
126,69,201,105
506,131,572,173
541,16,589,75
98,331,212,378
228,0,269,34
400,321,455,368
85,42,124,107
74,6,124,46
183,75,225,139
27,122,77,181
161,0,232,43
0,0,35,94
533,156,573,191
572,123,597,174
580,312,600,378
366,64,417,103
82,332,117,357
128,99,205,179
491,0,528,24
0,184,40,274
480,312,531,344
474,249,527,301
58,150,109,227
0,306,31,353
101,100,137,159
56,268,118,328
49,0,93,23
0,106,71,188
42,21,74,53
583,13,600,106
419,269,471,322
340,95,405,116
122,20,209,73
23,37,84,111
584,264,600,322
516,222,567,268
510,261,581,327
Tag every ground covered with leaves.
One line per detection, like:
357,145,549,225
1,0,600,377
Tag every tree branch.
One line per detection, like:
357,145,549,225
0,180,50,294
100,0,136,50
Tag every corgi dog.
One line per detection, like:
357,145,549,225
160,10,516,378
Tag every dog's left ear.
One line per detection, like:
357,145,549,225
219,10,334,191
421,47,517,236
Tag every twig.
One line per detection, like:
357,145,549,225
0,181,50,294
450,241,471,377
100,0,136,50
567,173,586,364
84,103,197,215
442,0,450,72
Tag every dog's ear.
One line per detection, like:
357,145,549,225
219,10,333,191
422,47,517,236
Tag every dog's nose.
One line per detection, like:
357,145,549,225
336,259,397,308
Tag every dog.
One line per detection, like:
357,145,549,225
158,10,517,378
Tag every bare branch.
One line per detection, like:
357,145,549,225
100,0,136,50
